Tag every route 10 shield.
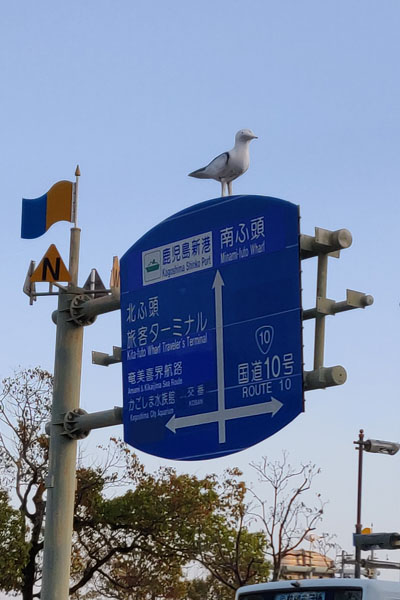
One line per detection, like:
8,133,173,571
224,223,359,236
120,195,304,460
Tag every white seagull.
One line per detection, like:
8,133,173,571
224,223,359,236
188,129,258,197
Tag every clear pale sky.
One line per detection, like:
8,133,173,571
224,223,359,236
1,1,400,594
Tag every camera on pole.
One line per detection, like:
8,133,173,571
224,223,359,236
363,439,400,455
353,532,400,551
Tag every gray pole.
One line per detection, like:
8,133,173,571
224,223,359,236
341,550,345,578
41,226,83,599
313,253,328,370
355,429,364,579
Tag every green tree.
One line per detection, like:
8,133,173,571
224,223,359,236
70,450,270,598
0,367,52,599
0,488,29,592
186,577,214,600
69,451,224,599
0,368,270,599
190,471,270,594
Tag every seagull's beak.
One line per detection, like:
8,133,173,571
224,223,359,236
251,134,258,139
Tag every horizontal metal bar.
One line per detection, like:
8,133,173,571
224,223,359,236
342,558,356,565
51,406,124,439
52,290,120,325
70,406,123,432
303,290,374,320
300,227,352,260
29,292,60,297
74,290,120,320
45,406,123,438
363,559,400,570
304,366,347,391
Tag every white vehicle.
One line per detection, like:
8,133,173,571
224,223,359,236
235,579,400,600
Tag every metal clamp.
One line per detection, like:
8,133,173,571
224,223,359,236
63,408,91,439
61,406,123,439
68,294,98,326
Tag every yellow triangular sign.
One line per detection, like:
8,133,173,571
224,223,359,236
31,244,71,283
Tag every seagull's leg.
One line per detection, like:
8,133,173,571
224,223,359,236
227,181,232,196
221,181,225,197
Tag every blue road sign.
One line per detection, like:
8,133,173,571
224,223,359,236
120,195,303,461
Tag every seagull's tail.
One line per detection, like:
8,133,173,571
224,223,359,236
188,167,210,179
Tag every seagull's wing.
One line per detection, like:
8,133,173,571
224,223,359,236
188,152,230,180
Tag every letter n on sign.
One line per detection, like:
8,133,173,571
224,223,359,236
31,244,71,283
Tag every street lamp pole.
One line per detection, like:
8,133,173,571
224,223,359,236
353,430,400,579
355,429,364,579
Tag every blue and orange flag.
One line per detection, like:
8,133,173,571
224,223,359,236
21,180,74,239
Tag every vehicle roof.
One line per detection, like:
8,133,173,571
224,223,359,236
236,578,400,593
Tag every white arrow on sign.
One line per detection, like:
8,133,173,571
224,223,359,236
165,268,284,443
165,396,283,434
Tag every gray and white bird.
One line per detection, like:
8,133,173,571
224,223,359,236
188,129,258,197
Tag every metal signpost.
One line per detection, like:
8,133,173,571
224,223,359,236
41,226,83,599
353,430,400,578
21,176,373,596
120,195,304,460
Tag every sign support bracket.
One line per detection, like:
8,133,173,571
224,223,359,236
300,227,373,391
45,406,123,439
92,346,122,366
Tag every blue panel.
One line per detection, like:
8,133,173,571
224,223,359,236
21,194,47,239
120,195,303,461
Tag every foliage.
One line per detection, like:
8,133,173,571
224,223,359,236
186,575,236,600
186,577,214,600
0,368,270,599
192,500,269,591
183,471,270,599
69,447,219,598
70,445,270,598
0,367,53,599
0,488,29,591
1,369,334,597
